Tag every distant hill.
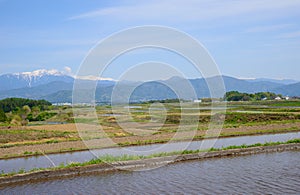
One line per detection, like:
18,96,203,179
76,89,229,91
219,76,284,93
173,75,284,97
1,69,299,103
271,82,300,97
0,81,73,100
41,90,73,103
41,76,296,103
245,78,299,85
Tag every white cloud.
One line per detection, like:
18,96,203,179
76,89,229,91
63,66,73,76
75,75,115,81
244,24,294,33
68,0,300,22
278,31,300,39
64,66,72,73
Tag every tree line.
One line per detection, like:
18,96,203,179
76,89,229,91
224,91,282,101
0,98,51,112
0,98,53,124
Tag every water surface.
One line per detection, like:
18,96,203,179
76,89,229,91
1,151,299,194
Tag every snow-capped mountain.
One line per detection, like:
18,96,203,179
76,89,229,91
0,69,116,92
13,69,65,78
0,69,74,91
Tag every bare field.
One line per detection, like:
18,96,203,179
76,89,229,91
27,124,78,132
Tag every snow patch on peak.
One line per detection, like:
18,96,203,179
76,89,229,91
13,69,64,77
10,69,69,88
3,68,116,85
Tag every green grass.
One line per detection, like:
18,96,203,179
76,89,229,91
0,129,77,144
224,112,300,124
266,101,300,107
0,137,80,149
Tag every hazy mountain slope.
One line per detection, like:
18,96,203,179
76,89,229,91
41,90,73,103
271,82,300,96
216,76,283,93
0,81,73,100
188,76,284,97
245,78,299,85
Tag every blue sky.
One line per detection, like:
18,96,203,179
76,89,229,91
1,0,300,80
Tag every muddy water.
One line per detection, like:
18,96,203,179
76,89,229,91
1,151,299,194
0,132,300,173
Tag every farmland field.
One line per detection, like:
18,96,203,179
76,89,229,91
0,100,300,159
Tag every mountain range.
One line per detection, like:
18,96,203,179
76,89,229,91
0,69,74,91
0,69,299,103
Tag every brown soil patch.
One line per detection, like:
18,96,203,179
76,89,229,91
27,124,78,132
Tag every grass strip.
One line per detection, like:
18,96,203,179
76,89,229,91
1,138,300,177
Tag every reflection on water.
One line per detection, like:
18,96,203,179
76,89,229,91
99,114,122,117
1,151,299,194
123,106,142,109
0,132,299,173
27,121,67,126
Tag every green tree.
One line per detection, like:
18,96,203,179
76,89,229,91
31,106,40,117
20,105,31,126
224,91,249,101
10,115,22,126
0,98,51,112
0,109,7,122
224,91,281,102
